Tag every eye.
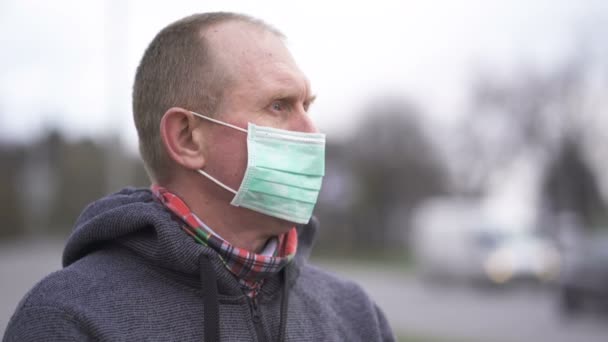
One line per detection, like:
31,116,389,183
303,95,316,113
270,100,288,112
303,101,311,112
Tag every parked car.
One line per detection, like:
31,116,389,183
559,232,608,315
411,200,560,285
481,230,560,285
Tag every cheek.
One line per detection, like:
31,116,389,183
207,132,249,188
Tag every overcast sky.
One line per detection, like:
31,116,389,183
1,0,607,151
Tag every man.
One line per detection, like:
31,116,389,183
4,12,395,341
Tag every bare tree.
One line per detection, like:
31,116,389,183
348,97,447,250
454,53,607,230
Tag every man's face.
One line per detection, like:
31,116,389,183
198,21,318,224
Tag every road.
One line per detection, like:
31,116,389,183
2,238,608,341
318,260,608,342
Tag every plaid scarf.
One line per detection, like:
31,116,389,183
151,185,298,297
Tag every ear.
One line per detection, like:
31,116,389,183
160,107,206,170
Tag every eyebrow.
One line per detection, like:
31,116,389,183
265,73,316,106
270,89,316,105
307,94,317,104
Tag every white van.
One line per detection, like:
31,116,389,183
411,198,560,285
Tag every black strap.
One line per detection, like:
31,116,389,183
199,254,220,341
278,264,290,342
199,253,291,342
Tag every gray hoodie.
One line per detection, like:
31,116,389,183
3,188,395,341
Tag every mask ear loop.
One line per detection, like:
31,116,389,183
196,169,238,194
190,111,247,133
189,111,245,195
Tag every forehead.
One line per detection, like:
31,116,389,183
204,21,310,96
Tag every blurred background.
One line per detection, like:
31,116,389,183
2,0,608,341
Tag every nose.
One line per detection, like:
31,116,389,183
289,107,318,133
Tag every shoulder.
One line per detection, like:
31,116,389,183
3,304,92,341
290,262,396,341
5,246,167,340
12,244,199,317
3,259,109,342
294,262,378,313
12,243,175,322
297,262,368,295
15,246,138,312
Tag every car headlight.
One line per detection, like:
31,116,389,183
484,249,514,284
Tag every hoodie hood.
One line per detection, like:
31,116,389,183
63,187,318,295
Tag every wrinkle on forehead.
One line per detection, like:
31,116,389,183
262,65,312,99
204,20,310,99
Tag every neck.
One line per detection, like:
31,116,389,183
161,177,292,253
212,224,273,253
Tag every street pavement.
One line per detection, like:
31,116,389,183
317,260,608,342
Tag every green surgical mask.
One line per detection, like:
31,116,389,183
190,111,325,224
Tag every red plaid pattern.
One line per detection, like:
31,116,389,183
151,185,298,297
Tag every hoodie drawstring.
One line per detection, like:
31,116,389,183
278,264,289,342
199,254,290,341
199,254,220,341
